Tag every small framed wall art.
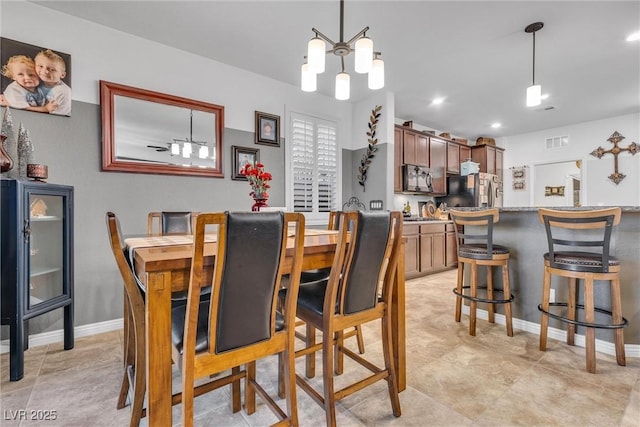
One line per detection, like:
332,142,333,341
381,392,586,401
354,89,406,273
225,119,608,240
231,145,259,181
255,111,280,147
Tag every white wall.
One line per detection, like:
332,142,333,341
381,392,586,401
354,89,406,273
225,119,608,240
501,112,640,207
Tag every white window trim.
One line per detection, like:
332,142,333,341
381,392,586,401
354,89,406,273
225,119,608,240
285,110,342,226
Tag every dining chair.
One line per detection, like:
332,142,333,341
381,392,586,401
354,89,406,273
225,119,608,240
286,211,403,427
171,211,305,427
107,212,219,427
147,211,198,236
295,210,365,382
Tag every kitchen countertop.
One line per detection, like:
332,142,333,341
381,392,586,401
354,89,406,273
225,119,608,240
448,206,640,212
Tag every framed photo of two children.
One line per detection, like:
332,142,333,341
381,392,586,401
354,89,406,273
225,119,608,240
0,38,72,117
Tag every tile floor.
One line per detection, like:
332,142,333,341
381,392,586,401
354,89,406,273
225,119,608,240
1,270,639,426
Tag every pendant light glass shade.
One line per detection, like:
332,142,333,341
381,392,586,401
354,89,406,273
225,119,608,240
199,145,209,159
301,62,317,92
526,84,542,107
171,142,180,155
368,56,384,90
354,36,373,73
335,72,350,100
307,37,326,74
182,142,192,158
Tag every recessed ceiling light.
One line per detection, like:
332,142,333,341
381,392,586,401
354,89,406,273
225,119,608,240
541,93,550,100
431,97,445,105
491,123,501,128
626,31,640,42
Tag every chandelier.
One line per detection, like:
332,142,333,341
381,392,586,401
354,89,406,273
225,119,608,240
301,0,384,100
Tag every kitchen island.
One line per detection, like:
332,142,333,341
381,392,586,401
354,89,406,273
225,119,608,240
452,206,640,348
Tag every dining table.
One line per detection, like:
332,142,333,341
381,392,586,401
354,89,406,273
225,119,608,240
126,228,406,426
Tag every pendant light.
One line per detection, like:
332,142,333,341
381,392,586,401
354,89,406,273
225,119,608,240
302,0,384,100
525,22,544,107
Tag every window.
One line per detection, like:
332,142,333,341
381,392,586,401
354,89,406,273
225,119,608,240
288,112,340,221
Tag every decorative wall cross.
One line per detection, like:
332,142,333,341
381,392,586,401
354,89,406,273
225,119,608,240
590,131,638,184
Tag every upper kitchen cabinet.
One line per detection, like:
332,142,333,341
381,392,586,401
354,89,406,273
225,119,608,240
446,141,472,174
400,127,429,166
471,145,505,178
394,127,403,192
429,136,447,195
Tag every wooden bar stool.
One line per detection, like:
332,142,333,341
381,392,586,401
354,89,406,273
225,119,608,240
449,209,514,336
537,208,627,374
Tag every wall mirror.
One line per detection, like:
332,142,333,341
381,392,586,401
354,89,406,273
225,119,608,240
100,80,224,178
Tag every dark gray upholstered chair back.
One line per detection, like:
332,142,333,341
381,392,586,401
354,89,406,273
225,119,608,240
162,212,193,235
216,212,285,352
340,211,392,314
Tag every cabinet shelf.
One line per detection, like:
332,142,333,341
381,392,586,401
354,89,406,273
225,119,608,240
30,266,62,277
30,216,61,222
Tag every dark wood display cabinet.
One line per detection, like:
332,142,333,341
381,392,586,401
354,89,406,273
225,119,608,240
1,179,74,381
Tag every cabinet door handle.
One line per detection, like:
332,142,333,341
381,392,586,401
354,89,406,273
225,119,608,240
23,219,31,243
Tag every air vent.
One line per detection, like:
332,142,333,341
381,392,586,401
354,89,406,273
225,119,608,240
545,135,569,149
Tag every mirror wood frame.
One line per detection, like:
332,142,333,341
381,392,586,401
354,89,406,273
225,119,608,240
100,80,224,178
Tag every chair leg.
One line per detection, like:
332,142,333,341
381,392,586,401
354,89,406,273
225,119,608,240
610,276,626,366
539,266,551,351
469,261,478,336
130,336,145,427
381,309,402,418
355,325,365,354
567,277,577,346
181,359,195,427
244,363,256,414
117,297,132,410
277,352,285,398
584,275,596,374
455,262,464,322
283,346,299,426
502,261,513,337
334,330,344,375
486,265,495,324
305,323,316,378
322,330,337,427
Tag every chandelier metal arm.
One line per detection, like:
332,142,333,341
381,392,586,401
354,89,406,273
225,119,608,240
345,27,369,46
312,28,337,48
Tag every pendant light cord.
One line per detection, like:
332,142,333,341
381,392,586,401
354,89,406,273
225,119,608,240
532,30,536,85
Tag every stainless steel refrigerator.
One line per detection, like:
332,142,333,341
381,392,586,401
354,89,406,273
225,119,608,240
435,173,503,207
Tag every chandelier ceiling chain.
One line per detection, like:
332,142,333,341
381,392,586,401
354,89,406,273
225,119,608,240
301,0,384,100
525,22,544,107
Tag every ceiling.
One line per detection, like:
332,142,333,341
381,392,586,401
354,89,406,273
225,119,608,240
34,1,640,140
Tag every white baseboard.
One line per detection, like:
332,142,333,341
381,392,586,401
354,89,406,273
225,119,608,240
0,318,123,354
461,306,640,358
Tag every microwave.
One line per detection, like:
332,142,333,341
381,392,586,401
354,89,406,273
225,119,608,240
403,164,433,193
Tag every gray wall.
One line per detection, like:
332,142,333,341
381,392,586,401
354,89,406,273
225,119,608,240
2,101,289,333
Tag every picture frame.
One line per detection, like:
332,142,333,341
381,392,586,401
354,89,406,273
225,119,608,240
1,37,72,116
231,145,259,181
255,111,280,147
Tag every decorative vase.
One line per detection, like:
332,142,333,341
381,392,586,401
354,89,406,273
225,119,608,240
0,134,13,173
251,196,268,212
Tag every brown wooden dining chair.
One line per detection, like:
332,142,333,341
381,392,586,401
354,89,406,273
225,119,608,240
296,210,365,380
147,211,198,236
287,211,403,427
171,211,305,427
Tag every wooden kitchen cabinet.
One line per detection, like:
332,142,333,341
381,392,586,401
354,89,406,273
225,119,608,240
445,223,458,267
402,129,428,166
429,137,447,195
403,222,454,278
446,141,471,174
394,127,403,192
471,145,505,176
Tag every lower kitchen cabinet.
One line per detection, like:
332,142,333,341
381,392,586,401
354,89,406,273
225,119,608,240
404,221,455,278
445,223,458,267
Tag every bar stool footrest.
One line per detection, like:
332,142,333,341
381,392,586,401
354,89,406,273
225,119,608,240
538,303,628,330
453,286,515,304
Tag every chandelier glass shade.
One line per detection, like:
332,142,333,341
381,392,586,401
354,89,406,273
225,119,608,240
302,0,384,100
525,22,544,107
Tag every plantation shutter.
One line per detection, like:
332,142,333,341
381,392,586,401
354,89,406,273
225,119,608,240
290,113,339,215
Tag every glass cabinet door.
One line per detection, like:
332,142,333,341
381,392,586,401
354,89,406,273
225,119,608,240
28,193,65,309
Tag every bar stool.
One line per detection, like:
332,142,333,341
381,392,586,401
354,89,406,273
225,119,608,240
537,208,627,374
449,209,514,336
